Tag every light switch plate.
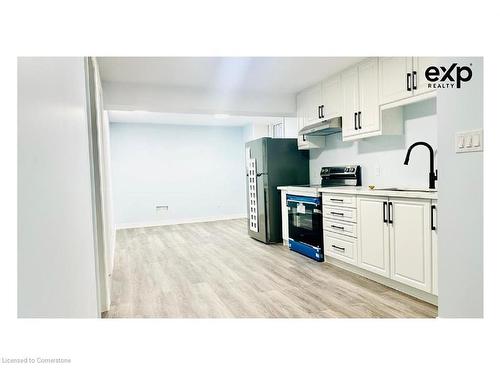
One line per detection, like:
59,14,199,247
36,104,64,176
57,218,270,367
455,129,483,153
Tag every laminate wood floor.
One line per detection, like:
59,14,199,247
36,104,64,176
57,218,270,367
107,219,437,318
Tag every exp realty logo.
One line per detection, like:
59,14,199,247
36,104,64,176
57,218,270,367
425,63,473,89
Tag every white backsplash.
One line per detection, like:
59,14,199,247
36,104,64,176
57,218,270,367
309,99,437,189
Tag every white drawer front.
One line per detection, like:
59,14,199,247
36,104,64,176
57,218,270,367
323,206,356,223
323,193,356,208
323,218,357,238
324,232,357,264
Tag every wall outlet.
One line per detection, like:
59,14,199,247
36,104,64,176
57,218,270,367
455,129,483,153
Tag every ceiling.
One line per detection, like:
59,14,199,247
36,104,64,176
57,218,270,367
98,57,365,95
108,110,278,127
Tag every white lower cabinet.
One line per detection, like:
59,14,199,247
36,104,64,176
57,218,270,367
431,200,438,295
389,198,432,293
357,196,390,277
326,194,437,299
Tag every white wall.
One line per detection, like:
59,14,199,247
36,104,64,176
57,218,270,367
243,122,269,142
310,99,437,187
110,123,247,227
437,57,483,318
18,57,99,318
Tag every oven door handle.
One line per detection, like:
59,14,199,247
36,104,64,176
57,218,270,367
286,199,319,206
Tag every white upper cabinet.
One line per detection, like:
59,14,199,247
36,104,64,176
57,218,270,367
321,74,343,121
296,90,325,150
297,56,418,145
413,57,438,96
379,57,414,104
340,66,359,139
379,57,437,106
358,58,380,135
303,84,323,126
341,58,381,141
389,198,432,293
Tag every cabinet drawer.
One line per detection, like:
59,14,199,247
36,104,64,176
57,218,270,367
323,218,357,238
323,206,356,223
322,193,356,208
324,232,357,264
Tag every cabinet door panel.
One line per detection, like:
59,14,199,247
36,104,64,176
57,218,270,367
357,196,390,277
413,57,438,96
379,57,413,105
296,91,308,148
322,74,343,120
304,84,322,126
389,198,432,292
358,58,380,134
341,66,359,139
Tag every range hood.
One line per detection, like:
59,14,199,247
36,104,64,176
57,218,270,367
298,116,342,137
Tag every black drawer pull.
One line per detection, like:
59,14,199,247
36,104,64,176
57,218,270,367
330,212,344,216
412,71,417,90
332,244,345,252
383,201,387,223
331,224,345,230
330,198,344,202
431,205,437,230
388,202,393,224
406,72,411,91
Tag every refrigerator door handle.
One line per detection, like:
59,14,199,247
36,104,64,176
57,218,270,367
263,187,269,241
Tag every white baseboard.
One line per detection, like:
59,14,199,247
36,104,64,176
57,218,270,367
325,255,438,306
115,213,247,230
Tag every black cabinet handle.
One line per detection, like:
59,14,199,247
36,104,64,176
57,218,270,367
331,211,344,216
412,71,417,90
383,201,387,223
431,205,436,230
388,202,393,224
330,198,344,202
318,106,321,119
358,111,362,129
354,112,358,130
332,244,345,252
407,73,411,91
321,105,325,118
302,135,306,142
331,224,345,230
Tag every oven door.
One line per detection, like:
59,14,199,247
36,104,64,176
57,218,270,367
287,194,322,249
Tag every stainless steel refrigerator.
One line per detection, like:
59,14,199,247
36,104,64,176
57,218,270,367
245,137,309,243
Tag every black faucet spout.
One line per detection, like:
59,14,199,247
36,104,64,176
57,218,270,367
404,142,437,189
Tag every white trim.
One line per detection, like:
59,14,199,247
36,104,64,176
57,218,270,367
115,213,247,229
83,57,103,318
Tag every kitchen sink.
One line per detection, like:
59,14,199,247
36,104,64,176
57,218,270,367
373,187,437,193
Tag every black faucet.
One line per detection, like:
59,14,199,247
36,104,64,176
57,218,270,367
403,142,438,189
